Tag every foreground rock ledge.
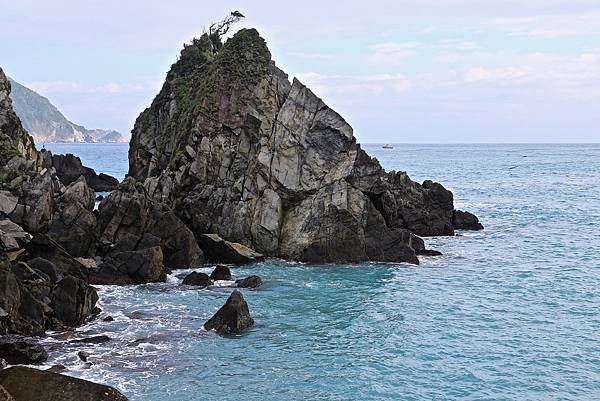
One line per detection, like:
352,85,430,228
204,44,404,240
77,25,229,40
0,366,128,401
204,290,254,335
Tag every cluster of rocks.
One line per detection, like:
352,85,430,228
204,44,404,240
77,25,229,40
182,264,263,289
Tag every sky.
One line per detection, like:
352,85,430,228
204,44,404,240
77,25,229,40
1,0,600,143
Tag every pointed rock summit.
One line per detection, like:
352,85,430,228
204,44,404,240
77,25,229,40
128,28,482,264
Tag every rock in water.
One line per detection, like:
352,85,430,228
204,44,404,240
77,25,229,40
127,28,483,264
235,275,263,289
199,234,263,265
453,210,484,230
181,272,212,287
209,265,232,281
204,290,254,335
0,335,48,364
0,366,128,401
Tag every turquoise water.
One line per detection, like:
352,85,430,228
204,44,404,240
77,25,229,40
41,143,600,400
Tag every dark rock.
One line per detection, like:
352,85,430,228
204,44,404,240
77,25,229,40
204,290,254,335
453,210,484,230
0,366,128,400
235,275,262,289
77,351,89,362
27,258,62,284
199,234,263,265
181,272,212,287
0,359,6,370
210,265,232,281
0,335,48,364
45,365,66,374
51,276,98,327
416,249,443,256
96,178,204,269
90,246,165,285
102,315,114,322
23,234,89,281
51,153,119,192
70,335,110,344
95,194,104,202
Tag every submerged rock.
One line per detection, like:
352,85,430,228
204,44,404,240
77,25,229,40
0,366,128,401
204,290,254,335
235,275,263,289
0,335,48,364
210,265,232,281
181,272,212,287
199,234,263,265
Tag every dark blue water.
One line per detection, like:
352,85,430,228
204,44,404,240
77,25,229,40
40,144,600,400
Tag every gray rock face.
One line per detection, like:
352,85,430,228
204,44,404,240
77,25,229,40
97,178,204,269
0,366,128,401
204,290,254,335
128,29,482,264
199,234,263,265
90,246,165,285
51,153,119,192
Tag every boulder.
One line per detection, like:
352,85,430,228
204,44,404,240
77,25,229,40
235,275,262,289
0,192,17,215
0,366,128,401
8,169,56,234
181,272,212,287
204,290,254,335
23,234,89,281
453,210,484,230
0,335,48,364
51,276,98,327
50,153,119,192
209,265,232,281
90,246,165,285
199,234,263,265
97,178,204,269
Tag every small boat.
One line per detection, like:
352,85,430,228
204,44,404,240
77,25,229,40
382,144,394,149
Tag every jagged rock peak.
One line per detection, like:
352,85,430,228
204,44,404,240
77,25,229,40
128,27,483,264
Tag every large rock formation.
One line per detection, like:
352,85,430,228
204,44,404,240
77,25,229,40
51,153,119,192
128,28,482,264
204,290,254,335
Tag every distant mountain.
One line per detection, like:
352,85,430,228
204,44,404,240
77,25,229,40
7,77,127,143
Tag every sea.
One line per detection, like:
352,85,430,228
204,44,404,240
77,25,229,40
41,143,600,401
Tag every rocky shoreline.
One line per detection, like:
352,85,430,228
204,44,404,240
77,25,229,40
0,23,482,400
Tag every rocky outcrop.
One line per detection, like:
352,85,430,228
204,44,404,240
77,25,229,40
90,246,165,285
97,178,204,269
199,234,263,265
452,210,484,230
51,153,119,192
210,265,232,281
0,335,48,364
181,272,212,287
204,290,254,335
127,28,482,264
0,366,128,401
235,275,262,289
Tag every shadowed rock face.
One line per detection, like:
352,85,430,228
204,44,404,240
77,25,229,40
126,29,481,264
204,290,254,335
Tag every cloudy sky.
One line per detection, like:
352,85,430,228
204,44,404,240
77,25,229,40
2,0,599,143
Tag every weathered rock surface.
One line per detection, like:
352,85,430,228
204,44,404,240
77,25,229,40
51,153,119,192
0,335,48,364
181,272,212,287
453,209,484,230
210,265,232,281
235,275,262,289
97,178,204,269
128,28,481,264
0,366,128,401
91,246,165,285
204,290,254,335
199,234,263,265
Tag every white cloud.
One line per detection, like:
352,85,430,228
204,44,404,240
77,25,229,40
367,42,418,64
28,80,160,96
294,72,411,97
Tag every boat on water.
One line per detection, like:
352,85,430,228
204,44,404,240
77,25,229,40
382,144,394,149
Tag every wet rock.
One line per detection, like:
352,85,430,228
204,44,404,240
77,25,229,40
0,335,48,364
91,246,165,285
181,272,212,287
70,335,110,344
97,178,204,269
102,315,114,322
45,365,66,374
204,290,254,335
95,194,104,202
235,275,263,289
51,276,98,327
210,265,232,281
416,249,443,257
0,366,129,401
453,210,484,230
77,351,89,362
199,234,263,265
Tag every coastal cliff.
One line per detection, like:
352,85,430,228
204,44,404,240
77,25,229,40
129,28,482,264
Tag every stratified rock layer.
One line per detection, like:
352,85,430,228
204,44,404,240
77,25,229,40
128,28,482,264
